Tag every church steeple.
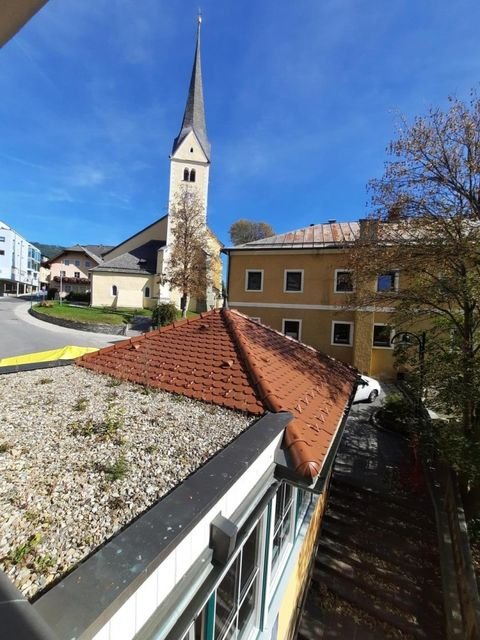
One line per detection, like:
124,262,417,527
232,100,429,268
172,16,210,160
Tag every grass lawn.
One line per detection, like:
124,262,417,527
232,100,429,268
33,303,152,326
33,303,199,326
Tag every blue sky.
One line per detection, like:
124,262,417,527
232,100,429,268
1,0,479,248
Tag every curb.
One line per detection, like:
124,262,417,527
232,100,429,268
29,308,127,336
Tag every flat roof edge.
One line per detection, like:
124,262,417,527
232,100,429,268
33,411,291,639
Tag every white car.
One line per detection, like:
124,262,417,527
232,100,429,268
354,375,381,403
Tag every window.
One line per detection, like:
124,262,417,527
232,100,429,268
271,483,294,578
112,285,118,296
74,260,80,267
215,523,261,640
332,321,353,346
189,168,196,182
296,489,313,532
245,270,263,292
0,236,5,241
183,168,190,181
74,271,80,278
60,270,66,277
64,285,72,292
377,271,398,292
282,319,301,341
284,270,303,292
85,260,91,268
0,250,4,256
64,259,70,266
373,324,393,348
335,270,354,293
144,286,150,298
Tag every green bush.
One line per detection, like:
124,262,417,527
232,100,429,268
152,303,177,328
375,393,417,435
66,291,91,303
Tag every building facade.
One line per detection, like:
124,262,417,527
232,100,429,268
47,245,111,297
0,220,41,295
225,221,397,379
91,18,221,312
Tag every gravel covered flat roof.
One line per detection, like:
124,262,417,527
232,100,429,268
0,366,252,600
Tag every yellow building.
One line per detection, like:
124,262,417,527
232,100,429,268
225,221,397,379
91,19,221,312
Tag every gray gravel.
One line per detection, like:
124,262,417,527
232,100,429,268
0,366,252,599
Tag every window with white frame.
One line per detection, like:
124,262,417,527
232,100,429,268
334,270,354,293
332,321,353,346
270,483,294,579
245,270,263,292
282,319,301,341
377,271,398,292
214,522,261,640
74,271,80,278
284,270,303,292
373,324,393,348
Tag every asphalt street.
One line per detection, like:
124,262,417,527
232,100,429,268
0,297,126,359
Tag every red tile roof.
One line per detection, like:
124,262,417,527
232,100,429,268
76,309,356,481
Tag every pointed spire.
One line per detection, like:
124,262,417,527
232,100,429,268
172,16,210,160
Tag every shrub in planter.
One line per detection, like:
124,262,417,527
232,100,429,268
152,303,177,328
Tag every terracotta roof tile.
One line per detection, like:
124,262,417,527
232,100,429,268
77,309,356,481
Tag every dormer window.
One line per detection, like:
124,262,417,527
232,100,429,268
189,169,196,182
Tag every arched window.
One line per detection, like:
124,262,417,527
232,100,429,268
144,286,150,298
112,285,118,296
189,169,196,182
183,168,190,181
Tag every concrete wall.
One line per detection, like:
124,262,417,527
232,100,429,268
91,272,153,309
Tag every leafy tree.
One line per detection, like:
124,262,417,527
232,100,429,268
349,93,480,518
229,219,275,245
166,188,211,317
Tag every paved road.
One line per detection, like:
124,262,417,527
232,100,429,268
0,297,127,359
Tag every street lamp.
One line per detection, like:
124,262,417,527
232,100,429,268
391,330,426,406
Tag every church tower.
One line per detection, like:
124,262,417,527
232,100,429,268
158,16,212,306
167,16,210,227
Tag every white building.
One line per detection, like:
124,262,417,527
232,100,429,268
0,220,41,295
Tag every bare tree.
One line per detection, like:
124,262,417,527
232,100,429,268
166,188,211,317
349,93,480,518
229,219,275,245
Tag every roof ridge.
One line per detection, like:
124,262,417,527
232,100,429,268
223,309,285,413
